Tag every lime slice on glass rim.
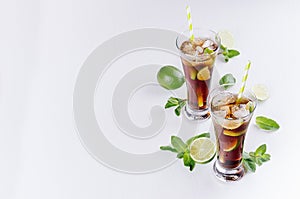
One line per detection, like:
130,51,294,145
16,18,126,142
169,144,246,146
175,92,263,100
189,137,216,164
251,84,269,101
157,65,185,90
218,31,235,48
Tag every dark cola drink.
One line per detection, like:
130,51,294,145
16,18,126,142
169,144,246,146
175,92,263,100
176,30,220,120
210,89,257,181
211,94,253,168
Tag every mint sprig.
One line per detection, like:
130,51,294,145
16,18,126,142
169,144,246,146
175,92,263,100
165,97,187,116
220,45,240,62
160,132,210,171
242,144,271,172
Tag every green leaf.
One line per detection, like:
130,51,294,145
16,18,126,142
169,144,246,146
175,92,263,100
177,152,184,159
204,48,214,54
186,132,210,146
261,154,271,162
255,157,263,166
171,136,187,153
189,159,196,171
256,116,280,131
227,49,240,58
165,97,179,109
183,151,192,166
255,144,267,156
174,100,186,116
243,144,271,172
243,158,256,172
160,146,177,153
220,44,227,51
219,73,236,89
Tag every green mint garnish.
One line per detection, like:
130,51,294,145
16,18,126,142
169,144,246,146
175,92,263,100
165,97,187,116
219,73,236,89
256,116,280,131
220,45,240,62
204,48,214,54
160,146,178,153
242,144,271,172
160,132,210,171
171,136,187,153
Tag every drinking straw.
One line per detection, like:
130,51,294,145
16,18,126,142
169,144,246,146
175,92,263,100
186,5,194,41
237,61,251,100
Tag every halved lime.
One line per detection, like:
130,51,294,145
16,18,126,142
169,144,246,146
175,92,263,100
189,137,216,164
252,84,269,101
157,65,185,90
218,31,234,48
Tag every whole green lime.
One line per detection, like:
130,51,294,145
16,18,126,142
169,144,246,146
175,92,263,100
157,65,185,90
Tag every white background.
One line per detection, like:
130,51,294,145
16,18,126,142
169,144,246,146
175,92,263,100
1,0,299,198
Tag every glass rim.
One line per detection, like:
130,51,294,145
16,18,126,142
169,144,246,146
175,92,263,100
175,28,221,59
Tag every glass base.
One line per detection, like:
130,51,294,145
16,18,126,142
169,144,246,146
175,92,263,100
184,105,210,121
213,160,245,182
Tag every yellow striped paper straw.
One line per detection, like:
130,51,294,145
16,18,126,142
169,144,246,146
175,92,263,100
186,5,194,41
237,61,251,100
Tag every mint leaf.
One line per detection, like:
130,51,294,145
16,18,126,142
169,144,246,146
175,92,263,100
164,97,186,116
261,154,271,162
183,151,196,171
165,97,179,108
177,152,184,159
220,44,227,51
243,158,256,172
204,48,214,54
186,132,210,146
243,144,271,172
255,144,267,156
220,46,240,62
189,158,196,171
171,136,187,153
256,116,280,131
183,151,192,166
174,100,186,116
160,146,177,153
227,49,240,58
219,73,236,89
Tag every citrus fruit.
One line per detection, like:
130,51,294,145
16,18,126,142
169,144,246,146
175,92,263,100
197,66,210,81
251,84,269,101
223,129,246,137
218,31,234,48
189,137,216,164
220,138,239,152
222,119,243,130
157,65,185,90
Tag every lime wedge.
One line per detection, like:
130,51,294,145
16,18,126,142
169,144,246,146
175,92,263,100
223,129,246,137
189,137,216,164
218,31,234,48
197,66,210,81
222,119,243,130
157,65,185,90
252,84,269,101
221,138,239,152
